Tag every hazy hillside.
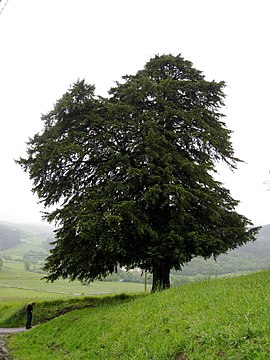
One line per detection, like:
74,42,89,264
0,223,23,251
0,220,54,236
178,224,270,277
0,220,54,263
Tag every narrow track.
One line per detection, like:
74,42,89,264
0,328,28,359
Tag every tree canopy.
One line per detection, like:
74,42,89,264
17,54,259,291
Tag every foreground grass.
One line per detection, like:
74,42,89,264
7,270,270,359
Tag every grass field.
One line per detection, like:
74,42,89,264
4,270,270,359
0,261,149,302
3,235,47,259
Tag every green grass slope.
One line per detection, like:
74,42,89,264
7,270,270,359
0,294,142,328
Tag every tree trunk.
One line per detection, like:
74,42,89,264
151,263,170,292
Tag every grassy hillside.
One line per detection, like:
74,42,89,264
0,293,143,328
6,270,270,359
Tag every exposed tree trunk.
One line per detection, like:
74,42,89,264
151,263,170,292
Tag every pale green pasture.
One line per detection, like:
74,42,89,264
3,236,47,259
2,260,25,271
20,234,45,246
0,287,70,302
0,261,148,303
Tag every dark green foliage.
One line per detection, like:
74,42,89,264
17,54,259,291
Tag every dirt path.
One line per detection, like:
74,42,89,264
0,328,28,359
0,328,27,334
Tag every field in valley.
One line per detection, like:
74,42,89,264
0,260,148,309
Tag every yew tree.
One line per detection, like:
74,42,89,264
18,54,258,291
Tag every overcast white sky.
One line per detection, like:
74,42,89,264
0,0,269,226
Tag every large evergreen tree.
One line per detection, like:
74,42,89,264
18,54,259,291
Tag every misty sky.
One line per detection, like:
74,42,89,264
0,0,269,226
